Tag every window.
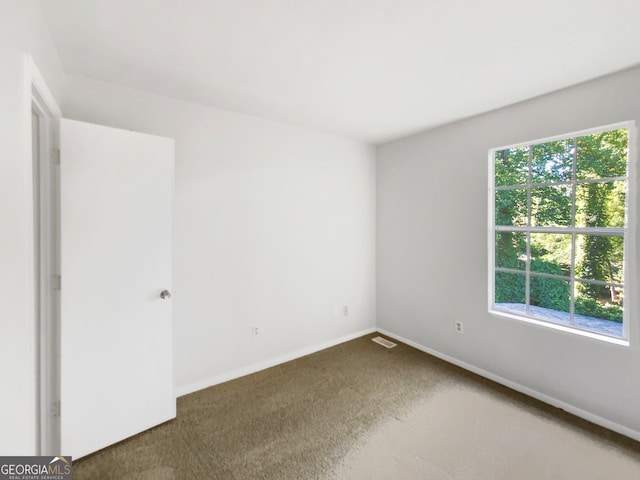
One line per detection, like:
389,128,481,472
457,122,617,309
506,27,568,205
489,123,633,341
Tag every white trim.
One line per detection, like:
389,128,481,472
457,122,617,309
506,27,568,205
375,328,640,442
491,121,632,152
488,308,629,346
488,145,496,315
622,121,637,342
26,56,61,118
495,176,628,191
495,225,625,235
25,54,61,456
175,328,377,397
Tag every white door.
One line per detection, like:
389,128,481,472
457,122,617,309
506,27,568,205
60,119,175,459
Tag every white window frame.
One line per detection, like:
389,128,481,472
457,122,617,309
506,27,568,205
488,121,637,346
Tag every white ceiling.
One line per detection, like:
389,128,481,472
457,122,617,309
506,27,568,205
38,0,640,144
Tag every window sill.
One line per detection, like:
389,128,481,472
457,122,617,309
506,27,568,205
489,307,630,347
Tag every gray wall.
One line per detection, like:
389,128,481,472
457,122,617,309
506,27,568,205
377,66,640,437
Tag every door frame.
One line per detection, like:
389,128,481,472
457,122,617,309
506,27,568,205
25,54,61,455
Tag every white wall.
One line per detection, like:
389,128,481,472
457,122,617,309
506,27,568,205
0,0,65,455
377,66,640,437
61,75,376,394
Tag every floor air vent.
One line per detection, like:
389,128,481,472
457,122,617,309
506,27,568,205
372,336,397,349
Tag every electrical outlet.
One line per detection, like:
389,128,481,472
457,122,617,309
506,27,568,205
251,325,259,339
343,306,349,316
455,321,464,334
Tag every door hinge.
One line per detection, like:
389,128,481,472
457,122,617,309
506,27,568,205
51,401,60,418
51,148,60,166
53,274,61,291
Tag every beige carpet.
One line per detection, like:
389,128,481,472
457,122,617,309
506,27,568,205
73,334,640,479
335,386,640,479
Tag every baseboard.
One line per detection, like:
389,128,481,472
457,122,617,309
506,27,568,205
376,328,640,443
175,327,377,397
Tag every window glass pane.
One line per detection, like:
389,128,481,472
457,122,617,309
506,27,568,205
531,185,571,227
531,139,573,184
575,235,624,284
530,275,570,313
574,282,623,337
576,129,628,180
491,126,629,340
530,233,571,276
575,181,626,228
495,232,526,270
495,147,528,187
495,189,527,226
494,271,525,307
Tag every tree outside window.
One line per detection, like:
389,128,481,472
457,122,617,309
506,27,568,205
491,126,629,339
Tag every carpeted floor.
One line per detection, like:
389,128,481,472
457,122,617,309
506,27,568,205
73,334,640,479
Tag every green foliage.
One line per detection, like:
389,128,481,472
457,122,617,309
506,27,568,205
575,182,623,228
495,232,525,270
531,185,571,226
607,181,627,228
530,233,571,275
495,189,527,226
574,130,627,300
495,260,570,312
531,139,573,183
574,297,623,323
495,272,525,304
494,128,628,322
529,260,570,312
576,234,613,299
495,147,528,186
576,130,628,179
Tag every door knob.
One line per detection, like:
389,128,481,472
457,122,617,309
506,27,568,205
160,290,171,299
